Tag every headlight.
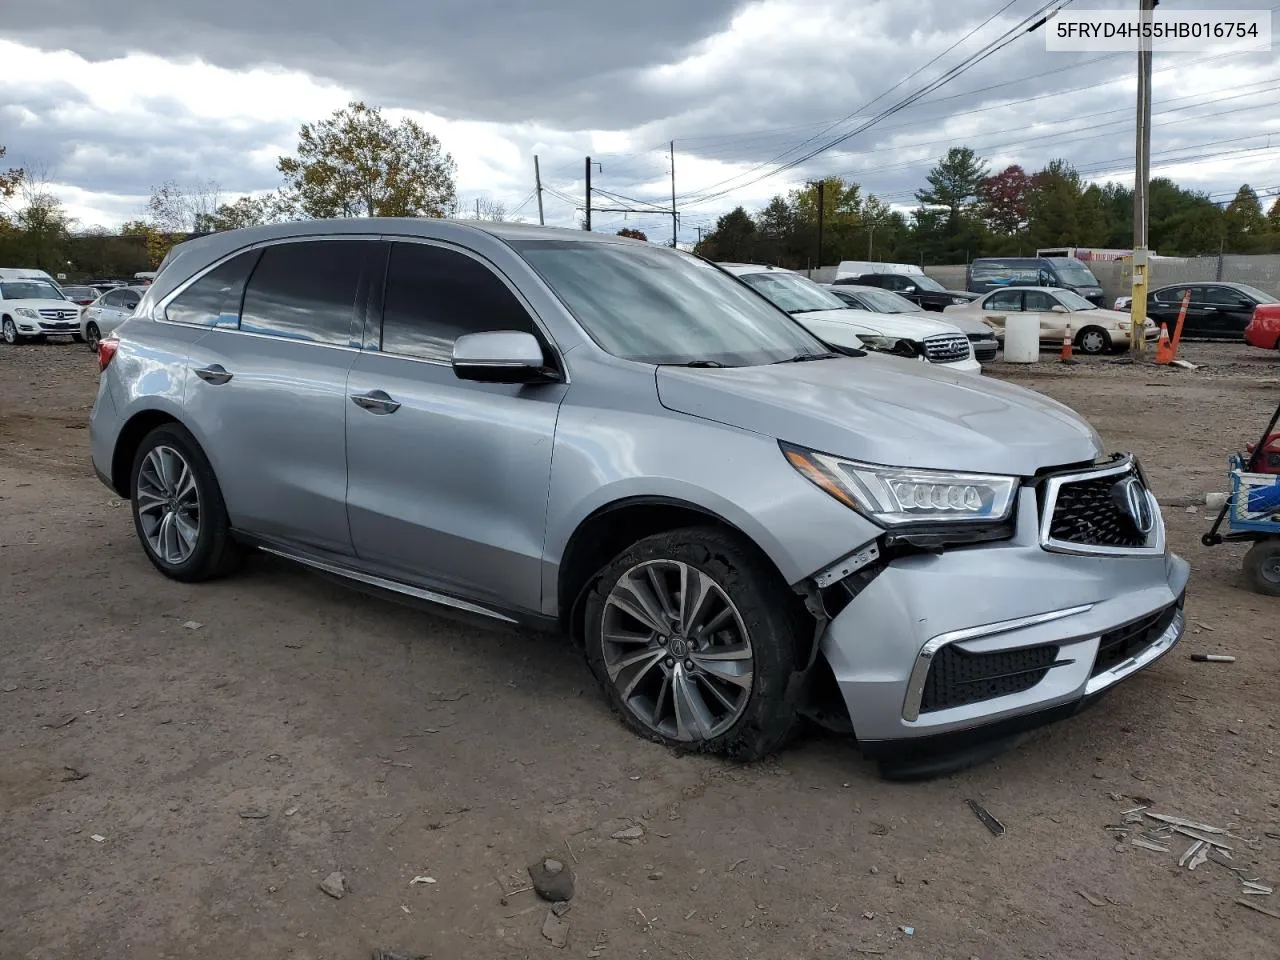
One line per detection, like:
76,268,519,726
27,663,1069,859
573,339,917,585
15,307,40,319
858,335,920,359
951,296,969,305
781,443,1018,527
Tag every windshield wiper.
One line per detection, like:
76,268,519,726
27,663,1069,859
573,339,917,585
676,359,725,368
774,352,839,363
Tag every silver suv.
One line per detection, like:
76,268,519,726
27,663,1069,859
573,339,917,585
89,220,1188,770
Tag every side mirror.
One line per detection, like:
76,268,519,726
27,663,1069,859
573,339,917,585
451,331,557,384
1050,304,1069,314
902,284,917,294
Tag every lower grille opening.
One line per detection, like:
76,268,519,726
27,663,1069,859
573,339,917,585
1091,597,1182,677
920,643,1061,714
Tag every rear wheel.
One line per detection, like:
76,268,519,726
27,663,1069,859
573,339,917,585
1243,540,1280,597
129,423,241,582
583,527,801,760
85,322,101,352
1076,326,1111,355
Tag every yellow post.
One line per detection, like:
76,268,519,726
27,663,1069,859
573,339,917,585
1129,247,1148,355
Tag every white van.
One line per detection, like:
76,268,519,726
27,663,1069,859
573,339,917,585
833,260,924,281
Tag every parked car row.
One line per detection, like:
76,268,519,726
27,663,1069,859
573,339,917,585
947,286,1157,354
0,273,145,348
1112,281,1280,343
88,220,1188,773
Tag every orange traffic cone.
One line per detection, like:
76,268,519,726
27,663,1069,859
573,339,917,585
1060,323,1073,362
1154,323,1173,364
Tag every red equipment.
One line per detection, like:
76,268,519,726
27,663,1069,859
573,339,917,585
1246,433,1280,475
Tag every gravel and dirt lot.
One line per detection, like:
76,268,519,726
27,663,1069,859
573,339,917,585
2,340,1277,960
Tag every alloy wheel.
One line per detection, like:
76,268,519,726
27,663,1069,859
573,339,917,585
600,559,754,742
2,319,16,344
136,445,201,565
86,323,100,351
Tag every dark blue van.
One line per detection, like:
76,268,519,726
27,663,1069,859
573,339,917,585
967,256,1105,306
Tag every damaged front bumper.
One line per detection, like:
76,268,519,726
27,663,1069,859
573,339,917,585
816,485,1189,759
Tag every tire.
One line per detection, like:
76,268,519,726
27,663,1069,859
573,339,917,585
582,526,801,760
2,317,25,345
1076,326,1111,355
85,322,101,352
129,423,241,582
1243,540,1280,597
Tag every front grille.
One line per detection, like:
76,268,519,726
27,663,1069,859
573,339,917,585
38,322,77,330
920,643,1061,713
923,334,970,364
1091,598,1181,677
38,308,78,321
1045,467,1151,549
968,335,999,361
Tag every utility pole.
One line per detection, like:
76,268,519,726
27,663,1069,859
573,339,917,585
475,197,480,220
809,180,825,272
670,141,678,248
585,156,592,231
534,154,545,226
1129,0,1157,355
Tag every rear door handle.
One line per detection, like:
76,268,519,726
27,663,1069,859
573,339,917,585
350,389,401,414
194,364,233,385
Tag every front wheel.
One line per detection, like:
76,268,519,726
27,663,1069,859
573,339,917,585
583,527,801,760
129,423,242,582
1076,326,1111,355
2,317,24,345
1243,540,1280,597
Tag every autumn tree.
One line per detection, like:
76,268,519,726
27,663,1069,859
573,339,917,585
278,101,457,219
1269,198,1280,232
203,192,299,232
978,165,1032,236
0,145,22,206
121,220,175,269
616,228,648,241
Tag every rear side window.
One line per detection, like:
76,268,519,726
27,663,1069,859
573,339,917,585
1023,290,1055,311
987,289,1023,311
379,241,539,362
241,241,365,345
166,250,261,328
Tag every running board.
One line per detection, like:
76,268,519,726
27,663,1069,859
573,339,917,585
257,545,518,624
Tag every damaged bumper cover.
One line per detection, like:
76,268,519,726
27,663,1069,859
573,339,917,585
814,485,1189,758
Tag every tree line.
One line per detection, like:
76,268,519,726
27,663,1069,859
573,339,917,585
693,146,1280,267
0,102,461,277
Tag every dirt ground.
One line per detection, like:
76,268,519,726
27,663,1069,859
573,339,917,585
1,339,1278,960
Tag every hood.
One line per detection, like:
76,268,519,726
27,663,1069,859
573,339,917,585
2,298,79,314
944,289,978,300
795,308,964,341
656,355,1102,475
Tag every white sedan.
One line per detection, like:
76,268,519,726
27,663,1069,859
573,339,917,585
81,285,145,350
946,286,1156,354
719,263,982,374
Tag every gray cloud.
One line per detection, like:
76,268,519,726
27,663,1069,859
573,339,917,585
2,0,1277,235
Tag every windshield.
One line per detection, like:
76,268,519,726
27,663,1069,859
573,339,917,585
1234,283,1280,304
911,275,947,293
738,271,848,314
511,240,830,366
851,288,923,313
1056,290,1097,311
1048,259,1100,287
0,280,66,301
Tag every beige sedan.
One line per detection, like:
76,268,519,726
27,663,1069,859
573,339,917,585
945,286,1157,354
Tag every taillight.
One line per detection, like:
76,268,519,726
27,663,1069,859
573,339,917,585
97,337,119,372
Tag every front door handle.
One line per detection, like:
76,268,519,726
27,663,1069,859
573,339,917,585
350,390,401,415
194,364,233,385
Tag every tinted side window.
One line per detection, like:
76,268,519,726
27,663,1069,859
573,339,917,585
1203,285,1243,305
241,241,364,344
166,250,261,328
380,242,538,362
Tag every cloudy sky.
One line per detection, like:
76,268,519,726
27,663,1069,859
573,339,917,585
1,0,1277,242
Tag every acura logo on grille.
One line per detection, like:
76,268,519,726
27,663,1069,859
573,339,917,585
1112,476,1154,535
